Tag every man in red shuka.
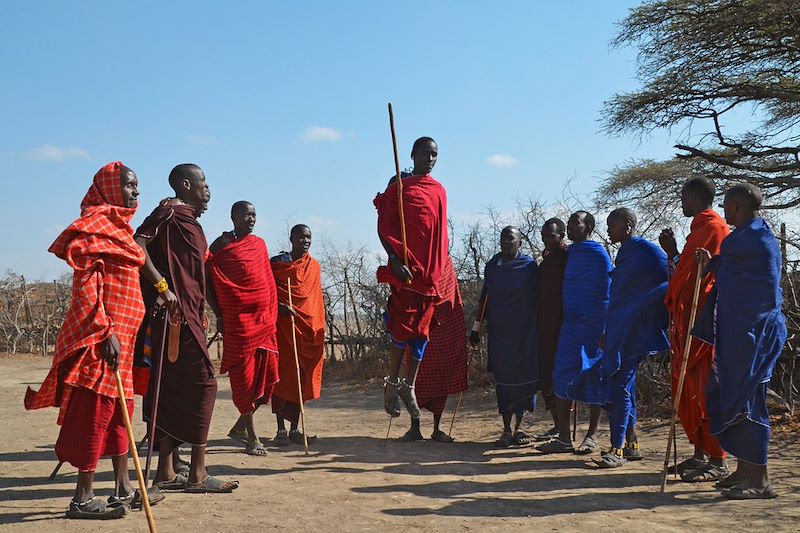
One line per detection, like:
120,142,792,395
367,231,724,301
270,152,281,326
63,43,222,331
374,136,448,419
207,201,280,456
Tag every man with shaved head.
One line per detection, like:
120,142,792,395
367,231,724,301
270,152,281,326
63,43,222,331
537,211,608,455
594,208,669,468
659,177,731,482
535,217,569,441
374,137,448,420
207,201,280,456
470,226,540,446
693,183,786,499
270,224,326,445
134,163,238,492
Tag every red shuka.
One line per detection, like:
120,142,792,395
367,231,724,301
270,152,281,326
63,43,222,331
25,162,146,423
412,258,468,414
271,253,326,403
665,209,730,457
374,175,448,296
208,233,280,414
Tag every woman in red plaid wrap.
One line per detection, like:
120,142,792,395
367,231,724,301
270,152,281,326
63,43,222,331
25,162,152,519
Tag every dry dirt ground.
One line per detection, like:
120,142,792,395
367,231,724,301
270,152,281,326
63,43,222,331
1,354,798,533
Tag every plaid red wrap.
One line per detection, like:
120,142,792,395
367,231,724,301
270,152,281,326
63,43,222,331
271,253,326,403
410,258,469,415
25,162,145,423
208,233,280,414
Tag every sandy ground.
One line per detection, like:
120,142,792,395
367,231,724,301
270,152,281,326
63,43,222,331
0,354,798,533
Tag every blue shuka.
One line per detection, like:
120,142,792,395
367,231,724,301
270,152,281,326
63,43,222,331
692,218,787,465
602,236,670,448
484,252,540,413
552,240,611,404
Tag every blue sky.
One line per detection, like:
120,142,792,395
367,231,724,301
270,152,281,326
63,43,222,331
0,1,681,280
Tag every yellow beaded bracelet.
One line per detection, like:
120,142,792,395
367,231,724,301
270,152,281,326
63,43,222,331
154,277,169,294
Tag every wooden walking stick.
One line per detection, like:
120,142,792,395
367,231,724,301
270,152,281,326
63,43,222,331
287,278,309,456
384,102,411,443
48,461,63,480
206,330,220,349
666,255,678,478
144,306,170,487
571,401,578,442
660,260,704,492
388,103,409,273
114,369,157,533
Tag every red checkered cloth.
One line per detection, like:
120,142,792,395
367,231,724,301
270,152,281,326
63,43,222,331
410,258,469,414
25,162,146,424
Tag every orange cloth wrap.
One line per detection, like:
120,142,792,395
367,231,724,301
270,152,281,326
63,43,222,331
271,254,326,403
664,209,730,458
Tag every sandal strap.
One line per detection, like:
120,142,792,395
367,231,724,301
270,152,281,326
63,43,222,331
609,446,624,457
399,378,415,390
383,376,400,387
625,442,640,450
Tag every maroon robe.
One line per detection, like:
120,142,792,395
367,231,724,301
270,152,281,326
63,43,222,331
135,203,217,446
537,244,568,409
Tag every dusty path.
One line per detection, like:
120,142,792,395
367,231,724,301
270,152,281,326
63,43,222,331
1,355,797,532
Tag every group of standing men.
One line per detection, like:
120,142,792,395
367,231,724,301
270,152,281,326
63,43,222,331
25,135,787,522
375,138,785,501
26,162,326,519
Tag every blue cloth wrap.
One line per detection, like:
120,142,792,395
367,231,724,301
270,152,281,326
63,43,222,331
692,218,786,465
601,237,669,448
552,240,611,404
485,252,540,413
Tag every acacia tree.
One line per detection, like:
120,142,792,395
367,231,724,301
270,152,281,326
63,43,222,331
603,0,800,208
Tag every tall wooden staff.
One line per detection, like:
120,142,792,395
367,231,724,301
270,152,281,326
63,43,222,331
114,370,157,533
388,103,409,271
287,278,309,456
659,260,704,492
572,402,578,442
384,102,410,443
144,307,171,487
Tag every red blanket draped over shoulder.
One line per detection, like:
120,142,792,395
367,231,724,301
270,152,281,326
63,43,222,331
664,209,729,456
271,253,326,403
374,175,448,296
208,234,278,369
208,234,279,413
25,162,145,423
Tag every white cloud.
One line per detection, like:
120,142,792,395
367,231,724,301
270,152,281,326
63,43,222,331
485,154,518,168
300,126,343,143
22,145,90,162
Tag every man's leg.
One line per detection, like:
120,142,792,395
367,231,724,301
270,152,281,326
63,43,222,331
398,416,424,442
188,444,208,484
155,436,178,483
535,397,575,452
586,405,602,441
74,471,96,503
384,343,405,416
111,454,134,497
